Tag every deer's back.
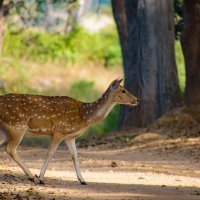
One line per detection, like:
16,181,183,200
0,94,85,135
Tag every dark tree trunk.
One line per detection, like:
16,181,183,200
0,0,9,54
181,0,200,122
112,0,180,128
181,0,200,106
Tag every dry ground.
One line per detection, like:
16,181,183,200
0,133,200,200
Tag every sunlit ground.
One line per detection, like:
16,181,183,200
0,135,200,200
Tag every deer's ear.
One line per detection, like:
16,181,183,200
109,79,123,92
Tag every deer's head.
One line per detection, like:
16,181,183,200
109,79,139,106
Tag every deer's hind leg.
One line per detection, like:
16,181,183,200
4,126,36,183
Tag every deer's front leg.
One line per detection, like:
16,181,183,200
65,139,86,185
39,133,63,184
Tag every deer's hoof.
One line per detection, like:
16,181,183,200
29,177,35,183
30,175,45,185
29,177,40,184
35,174,39,178
39,179,45,185
80,181,87,185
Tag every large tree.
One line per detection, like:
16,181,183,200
112,0,180,129
181,0,200,121
0,0,9,54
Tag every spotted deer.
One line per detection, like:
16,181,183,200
0,79,139,185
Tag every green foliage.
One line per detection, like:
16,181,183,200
104,46,121,68
21,135,51,148
3,26,121,67
174,0,184,39
175,40,185,94
69,80,99,102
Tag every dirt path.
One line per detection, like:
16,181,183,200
0,137,200,200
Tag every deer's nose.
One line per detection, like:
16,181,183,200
131,98,139,105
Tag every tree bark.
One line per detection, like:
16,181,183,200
0,0,9,54
181,0,200,106
112,0,180,128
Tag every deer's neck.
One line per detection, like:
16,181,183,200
83,89,115,125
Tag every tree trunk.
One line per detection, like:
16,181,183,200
112,0,180,129
181,0,200,106
0,0,9,54
181,0,200,122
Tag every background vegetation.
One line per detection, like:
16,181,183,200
0,0,185,145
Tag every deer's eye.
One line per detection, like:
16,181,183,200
122,90,126,93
